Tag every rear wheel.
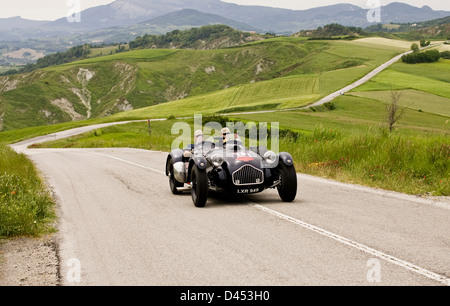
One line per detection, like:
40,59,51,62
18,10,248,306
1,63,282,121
190,165,208,207
168,159,183,195
277,164,297,202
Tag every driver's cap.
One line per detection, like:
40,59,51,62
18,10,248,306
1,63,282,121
194,130,203,137
221,127,231,135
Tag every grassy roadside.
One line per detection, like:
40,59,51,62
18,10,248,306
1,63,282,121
0,144,55,238
282,128,449,196
32,118,449,196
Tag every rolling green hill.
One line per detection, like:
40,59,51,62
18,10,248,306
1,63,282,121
0,37,408,132
128,24,262,50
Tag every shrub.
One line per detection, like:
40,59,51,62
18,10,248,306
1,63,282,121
402,49,441,64
440,51,450,59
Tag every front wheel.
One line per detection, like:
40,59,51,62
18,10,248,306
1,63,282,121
190,165,208,207
277,164,297,202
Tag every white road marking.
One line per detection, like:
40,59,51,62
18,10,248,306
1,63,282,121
250,203,450,286
92,152,450,286
91,152,166,175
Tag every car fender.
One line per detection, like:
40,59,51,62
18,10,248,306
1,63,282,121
187,156,208,180
166,149,184,176
278,152,294,167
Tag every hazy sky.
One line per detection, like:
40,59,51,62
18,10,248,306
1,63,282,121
1,0,449,21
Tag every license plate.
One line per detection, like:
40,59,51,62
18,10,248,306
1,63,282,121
237,188,261,194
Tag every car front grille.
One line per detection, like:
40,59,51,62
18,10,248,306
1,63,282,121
232,165,264,186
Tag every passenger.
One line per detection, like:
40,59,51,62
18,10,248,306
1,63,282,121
194,130,203,145
183,130,203,158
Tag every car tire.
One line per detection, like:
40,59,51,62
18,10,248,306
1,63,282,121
190,164,208,207
277,163,297,202
168,159,183,195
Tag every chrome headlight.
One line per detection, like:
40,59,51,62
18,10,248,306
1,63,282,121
211,154,224,167
263,151,277,165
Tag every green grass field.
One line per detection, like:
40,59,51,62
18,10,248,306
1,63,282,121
352,90,450,117
87,44,130,58
352,60,450,98
231,97,449,136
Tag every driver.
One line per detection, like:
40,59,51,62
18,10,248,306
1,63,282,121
222,127,231,145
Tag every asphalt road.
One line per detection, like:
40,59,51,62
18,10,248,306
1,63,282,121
307,51,413,108
15,143,450,286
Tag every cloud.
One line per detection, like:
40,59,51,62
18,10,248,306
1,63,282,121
0,0,115,20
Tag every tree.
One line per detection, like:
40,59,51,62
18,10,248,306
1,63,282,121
411,43,419,52
386,89,407,133
420,38,431,47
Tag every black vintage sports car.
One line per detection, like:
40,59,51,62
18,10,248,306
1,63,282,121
165,137,297,207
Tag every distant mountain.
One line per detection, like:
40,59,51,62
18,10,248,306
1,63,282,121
41,1,365,34
66,9,259,45
0,16,49,31
44,0,212,32
0,17,50,41
39,0,450,35
143,9,257,31
0,1,449,42
379,3,450,24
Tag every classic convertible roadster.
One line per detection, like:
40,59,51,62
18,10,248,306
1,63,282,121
165,134,297,207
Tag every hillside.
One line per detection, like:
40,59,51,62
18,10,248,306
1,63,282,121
1,25,262,76
128,25,263,50
0,37,410,131
293,24,366,38
366,16,450,40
